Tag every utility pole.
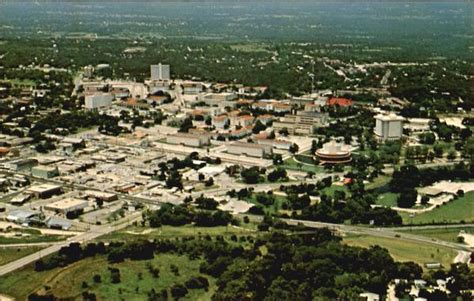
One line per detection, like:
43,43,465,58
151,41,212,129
311,60,315,94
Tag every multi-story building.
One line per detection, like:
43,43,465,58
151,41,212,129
226,142,273,158
84,93,114,110
273,111,328,135
374,113,404,141
150,63,170,81
166,133,210,147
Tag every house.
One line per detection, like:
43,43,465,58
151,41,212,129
235,115,254,127
213,115,229,129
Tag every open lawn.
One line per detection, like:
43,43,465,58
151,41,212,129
321,185,350,198
281,157,325,174
399,192,474,225
0,246,43,266
397,227,473,244
0,234,67,245
343,234,457,269
0,254,215,301
376,192,399,207
366,175,391,191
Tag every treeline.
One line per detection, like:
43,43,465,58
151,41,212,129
143,203,237,228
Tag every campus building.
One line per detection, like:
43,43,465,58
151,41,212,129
150,63,170,81
226,142,273,158
315,141,352,164
374,113,404,141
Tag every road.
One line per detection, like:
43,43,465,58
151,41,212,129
243,215,473,254
0,211,142,277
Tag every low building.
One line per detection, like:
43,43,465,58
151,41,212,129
26,184,62,198
227,142,272,158
84,93,114,110
374,113,404,142
359,292,380,301
31,165,59,179
182,82,203,94
405,118,431,133
315,141,352,164
6,209,41,224
45,198,89,214
45,216,72,230
6,158,38,171
9,193,32,206
166,133,210,147
213,115,229,129
84,190,118,202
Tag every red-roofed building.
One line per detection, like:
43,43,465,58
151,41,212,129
326,97,353,107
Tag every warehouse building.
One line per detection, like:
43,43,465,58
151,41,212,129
84,190,118,202
6,209,42,224
31,165,59,179
44,198,89,214
26,184,63,199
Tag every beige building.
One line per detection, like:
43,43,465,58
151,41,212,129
226,142,273,158
45,198,89,214
273,112,328,135
166,133,210,147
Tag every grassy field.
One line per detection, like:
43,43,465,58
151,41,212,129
99,224,257,242
376,192,399,207
0,246,43,266
343,234,457,269
321,185,350,198
366,175,391,191
0,253,215,300
397,227,473,243
0,229,67,245
281,157,325,174
244,192,288,215
399,192,474,225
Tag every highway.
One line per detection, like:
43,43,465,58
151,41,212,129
0,211,142,277
243,215,473,254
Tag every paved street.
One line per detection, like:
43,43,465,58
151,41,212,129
0,211,142,277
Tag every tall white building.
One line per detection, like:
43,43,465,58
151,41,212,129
150,63,170,80
84,93,114,110
374,113,405,141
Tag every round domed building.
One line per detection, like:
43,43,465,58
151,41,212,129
315,141,352,164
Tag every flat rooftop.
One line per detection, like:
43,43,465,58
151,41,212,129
26,184,62,193
45,198,88,210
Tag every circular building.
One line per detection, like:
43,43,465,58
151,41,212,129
315,141,352,164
